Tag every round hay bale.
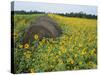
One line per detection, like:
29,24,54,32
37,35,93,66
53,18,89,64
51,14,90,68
23,16,62,44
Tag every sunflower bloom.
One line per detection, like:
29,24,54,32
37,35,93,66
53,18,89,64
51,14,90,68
79,61,83,65
34,34,39,40
70,60,74,64
26,54,31,59
82,50,86,55
24,43,29,49
14,32,18,38
30,68,35,73
60,46,66,53
81,48,87,55
42,38,46,43
24,51,31,59
75,54,78,58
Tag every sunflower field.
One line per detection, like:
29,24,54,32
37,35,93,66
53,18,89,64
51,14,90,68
13,14,97,73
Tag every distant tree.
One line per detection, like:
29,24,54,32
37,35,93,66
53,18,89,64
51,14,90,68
11,10,97,19
59,11,97,19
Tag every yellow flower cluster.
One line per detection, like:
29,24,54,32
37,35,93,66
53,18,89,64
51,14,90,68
60,46,66,53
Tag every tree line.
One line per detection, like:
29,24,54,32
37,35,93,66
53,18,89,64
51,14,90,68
11,10,97,19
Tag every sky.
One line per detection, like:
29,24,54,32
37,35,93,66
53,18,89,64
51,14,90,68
12,1,97,15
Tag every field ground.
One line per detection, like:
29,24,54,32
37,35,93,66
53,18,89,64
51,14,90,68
13,14,97,73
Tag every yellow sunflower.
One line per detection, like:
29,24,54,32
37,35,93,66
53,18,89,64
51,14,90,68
70,60,74,64
30,68,35,73
34,34,39,40
24,43,29,49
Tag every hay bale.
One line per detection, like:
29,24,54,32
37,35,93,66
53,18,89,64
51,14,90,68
23,16,62,44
